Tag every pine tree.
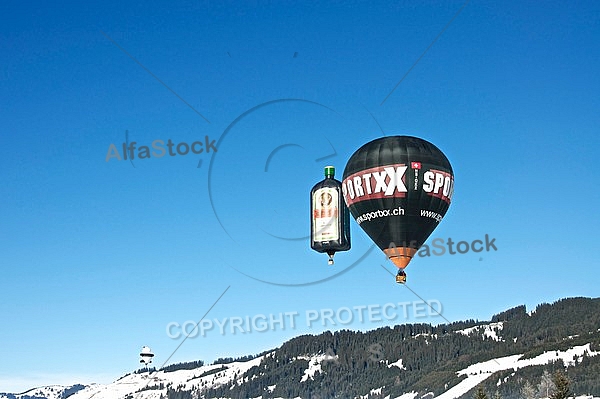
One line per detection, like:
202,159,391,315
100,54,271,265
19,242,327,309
474,386,488,399
521,381,536,399
538,370,555,398
550,371,571,399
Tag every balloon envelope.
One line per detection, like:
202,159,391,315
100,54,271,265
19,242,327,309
342,136,454,269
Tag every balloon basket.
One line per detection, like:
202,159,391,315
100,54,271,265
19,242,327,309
395,270,407,284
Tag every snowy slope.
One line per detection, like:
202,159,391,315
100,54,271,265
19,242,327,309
455,322,505,342
297,354,338,383
0,385,86,399
434,344,599,399
68,356,266,399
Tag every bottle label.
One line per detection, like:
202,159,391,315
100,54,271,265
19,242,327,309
312,187,339,241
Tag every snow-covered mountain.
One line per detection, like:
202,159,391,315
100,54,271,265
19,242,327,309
4,297,600,399
8,342,597,399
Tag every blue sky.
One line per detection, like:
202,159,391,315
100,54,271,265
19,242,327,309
2,0,600,392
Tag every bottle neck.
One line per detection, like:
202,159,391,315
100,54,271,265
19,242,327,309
324,166,335,179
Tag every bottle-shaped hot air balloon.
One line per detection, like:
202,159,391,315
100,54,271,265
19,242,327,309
342,136,454,283
310,166,351,265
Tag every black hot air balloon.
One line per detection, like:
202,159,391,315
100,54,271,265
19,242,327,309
342,136,454,283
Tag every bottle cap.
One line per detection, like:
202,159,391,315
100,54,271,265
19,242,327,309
324,166,335,178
